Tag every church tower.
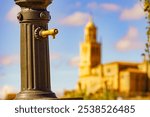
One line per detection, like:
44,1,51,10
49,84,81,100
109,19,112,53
79,19,101,77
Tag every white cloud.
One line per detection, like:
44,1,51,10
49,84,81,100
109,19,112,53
0,55,19,66
69,56,80,67
87,2,120,11
55,91,63,98
116,27,144,51
0,85,17,99
6,5,20,23
0,53,59,67
0,53,61,67
120,3,145,20
59,12,90,26
50,53,61,61
87,2,98,9
100,3,120,11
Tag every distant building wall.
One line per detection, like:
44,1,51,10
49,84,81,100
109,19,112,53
120,70,147,96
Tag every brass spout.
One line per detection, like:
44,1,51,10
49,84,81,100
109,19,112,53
40,29,58,39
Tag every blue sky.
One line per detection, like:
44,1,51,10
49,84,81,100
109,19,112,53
0,0,148,97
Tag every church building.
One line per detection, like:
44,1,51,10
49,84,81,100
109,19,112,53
77,19,149,96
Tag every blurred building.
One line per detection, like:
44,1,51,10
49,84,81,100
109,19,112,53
4,93,16,100
77,19,149,96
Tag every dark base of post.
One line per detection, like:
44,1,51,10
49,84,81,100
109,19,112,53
15,90,57,100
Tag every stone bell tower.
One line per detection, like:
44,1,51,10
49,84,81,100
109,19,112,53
14,0,58,99
79,19,101,77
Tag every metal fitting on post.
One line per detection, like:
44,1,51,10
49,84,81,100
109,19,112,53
35,27,59,40
40,29,59,39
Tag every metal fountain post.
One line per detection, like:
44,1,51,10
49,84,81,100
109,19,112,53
14,0,58,99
